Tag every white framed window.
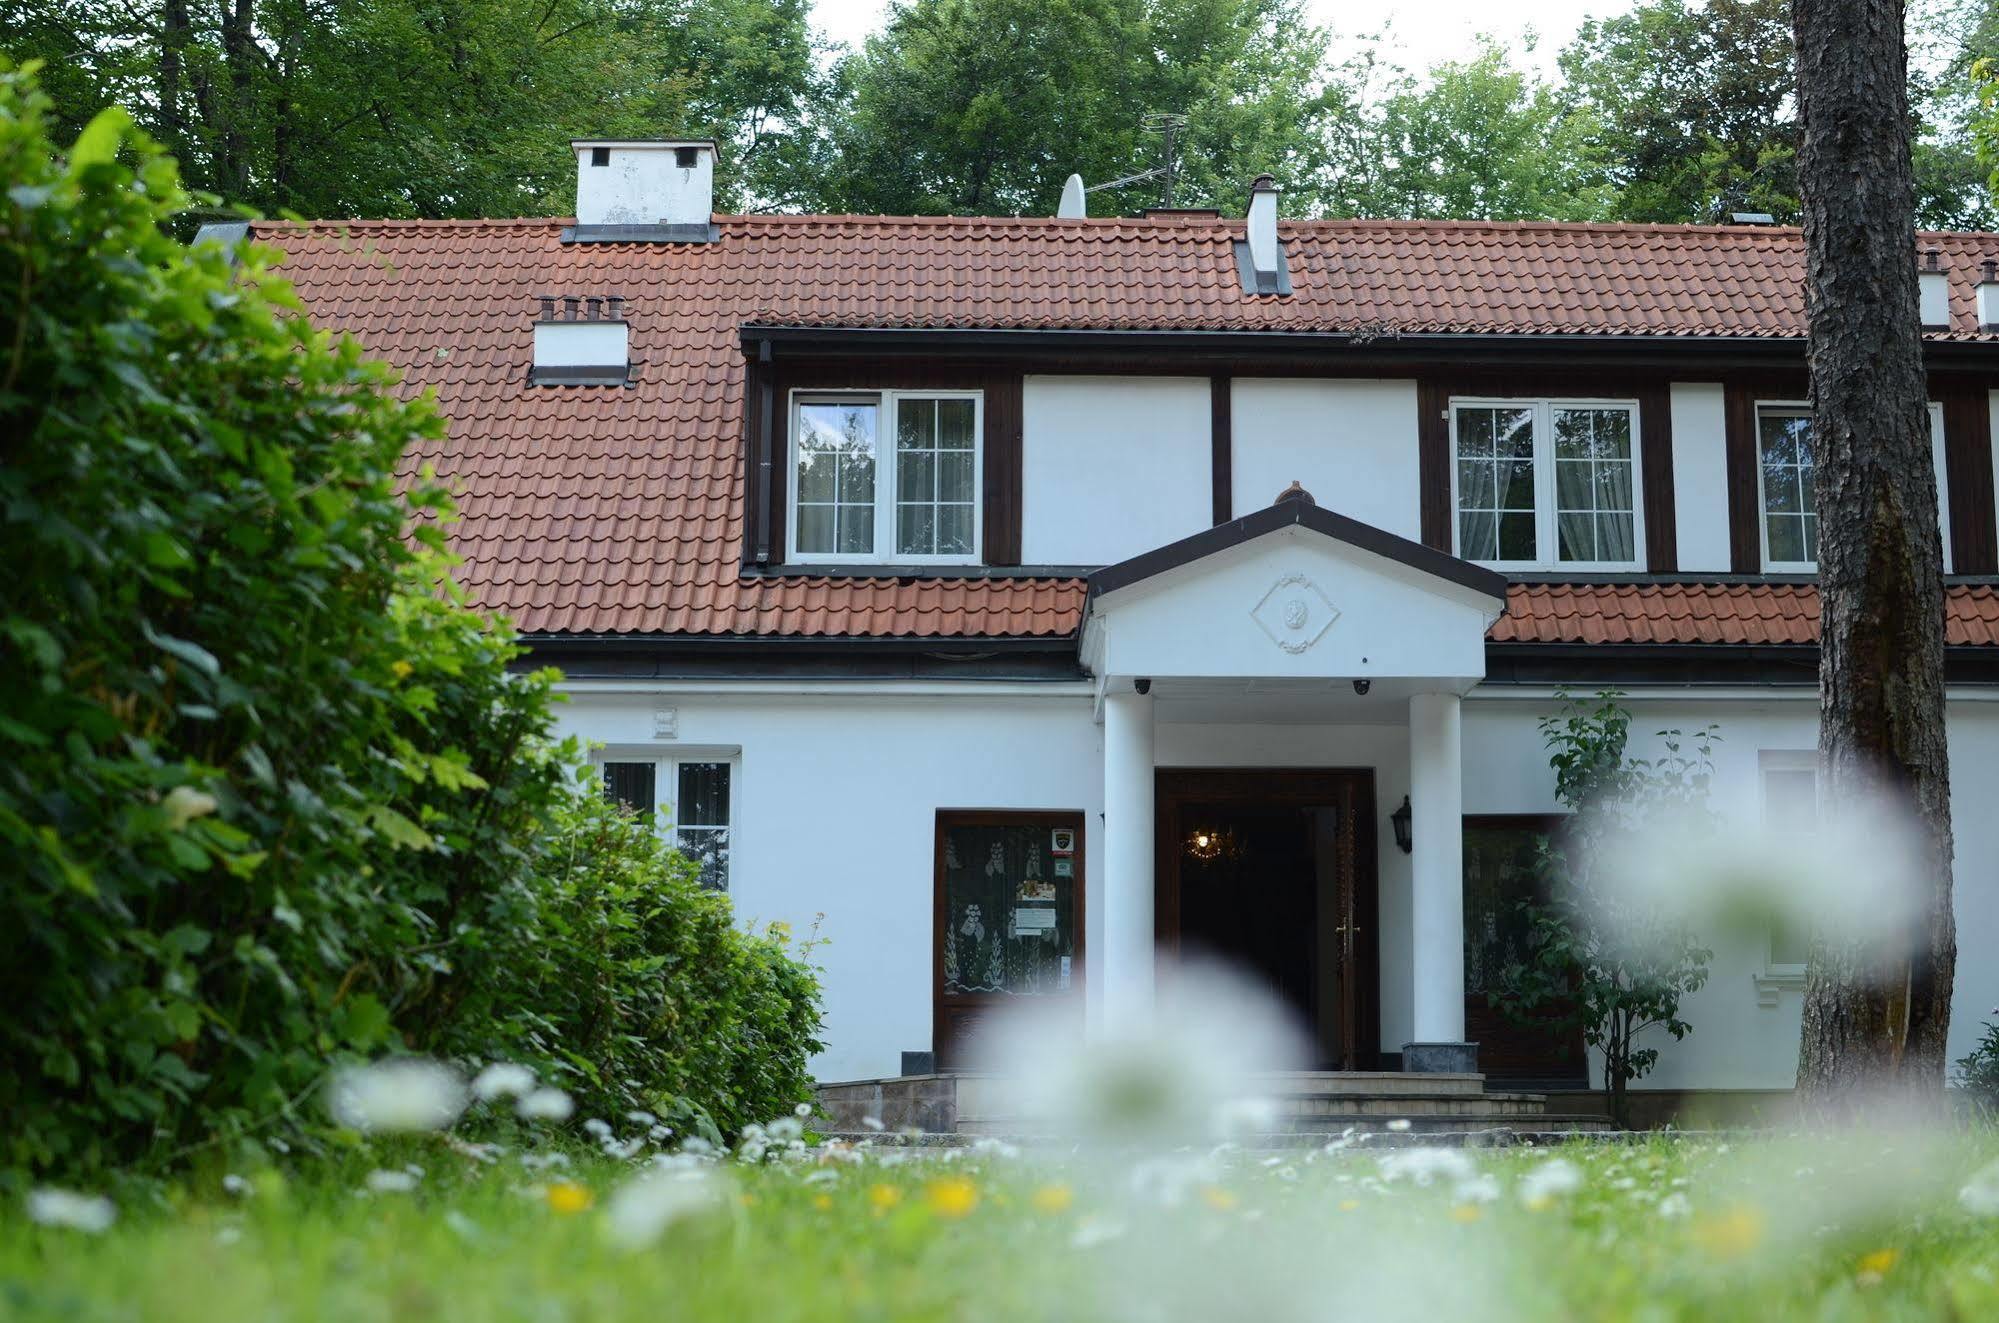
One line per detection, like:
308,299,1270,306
1752,749,1816,1004
787,390,982,564
1755,401,1950,572
1449,398,1645,570
597,754,735,891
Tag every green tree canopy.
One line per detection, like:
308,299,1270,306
812,0,1347,217
1334,40,1620,222
0,0,822,218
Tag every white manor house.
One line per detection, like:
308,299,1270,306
215,140,1999,1119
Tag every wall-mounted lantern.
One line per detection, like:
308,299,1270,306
1391,796,1413,855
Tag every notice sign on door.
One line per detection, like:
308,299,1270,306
1012,906,1058,938
1050,828,1075,857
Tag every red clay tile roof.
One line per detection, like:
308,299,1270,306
1497,582,1999,649
252,212,1999,645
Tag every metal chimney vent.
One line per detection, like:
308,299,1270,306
530,294,633,386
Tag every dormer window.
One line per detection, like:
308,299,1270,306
1449,397,1644,571
1755,401,1949,572
788,390,982,564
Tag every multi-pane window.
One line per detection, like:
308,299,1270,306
1451,399,1642,570
600,756,734,891
790,391,981,563
1756,402,1950,571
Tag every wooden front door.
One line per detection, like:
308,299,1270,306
932,810,1085,1069
1155,770,1379,1070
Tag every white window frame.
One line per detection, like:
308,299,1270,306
592,749,738,890
1448,397,1647,572
1752,748,1815,1005
1755,400,1950,573
785,388,984,566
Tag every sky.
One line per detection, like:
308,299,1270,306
808,0,1634,76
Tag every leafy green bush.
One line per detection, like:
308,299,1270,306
1956,1019,1999,1117
0,61,819,1180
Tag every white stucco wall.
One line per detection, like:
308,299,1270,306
1230,379,1421,537
555,680,1999,1095
558,684,1103,1084
1464,690,1999,1092
1669,383,1731,572
1021,376,1213,565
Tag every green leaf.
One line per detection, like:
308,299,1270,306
66,106,130,175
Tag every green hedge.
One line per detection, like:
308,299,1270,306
0,61,820,1180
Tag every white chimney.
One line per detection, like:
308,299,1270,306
1057,173,1087,219
1918,247,1949,329
1240,174,1288,296
531,295,631,386
1978,260,1999,332
568,140,716,242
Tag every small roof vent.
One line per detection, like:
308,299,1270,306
531,295,633,386
1918,247,1950,330
565,140,718,244
1728,211,1778,226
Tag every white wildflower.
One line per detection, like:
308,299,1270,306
861,1116,885,1132
221,1173,252,1198
163,785,219,830
602,1169,723,1251
1453,1173,1502,1205
794,1102,814,1119
767,1116,803,1144
364,1169,418,1194
1519,1158,1584,1208
215,1225,242,1246
1070,1218,1128,1249
327,1059,467,1134
583,1118,613,1140
1377,1147,1476,1187
26,1189,116,1234
516,1087,574,1122
1960,1160,1999,1215
1385,1118,1412,1133
627,1110,657,1127
1656,1192,1692,1219
470,1062,537,1102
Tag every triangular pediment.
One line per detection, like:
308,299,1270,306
1080,496,1507,685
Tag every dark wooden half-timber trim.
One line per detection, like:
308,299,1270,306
983,376,1024,565
1417,378,1452,552
1938,380,1997,575
1637,384,1677,573
1723,382,1764,573
1211,374,1233,526
749,340,775,565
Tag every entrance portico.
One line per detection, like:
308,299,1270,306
1081,489,1509,1072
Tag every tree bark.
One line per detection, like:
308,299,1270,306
1789,0,1956,1115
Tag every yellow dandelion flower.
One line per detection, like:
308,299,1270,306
1855,1247,1900,1286
1031,1184,1075,1215
545,1182,593,1215
1691,1206,1766,1259
1199,1186,1239,1212
868,1184,903,1214
390,660,414,680
1338,1199,1360,1213
925,1177,979,1219
738,1192,758,1208
813,1193,834,1211
1449,1204,1482,1224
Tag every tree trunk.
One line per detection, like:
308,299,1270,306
1789,0,1956,1115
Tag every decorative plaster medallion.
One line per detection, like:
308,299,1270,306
1251,573,1339,654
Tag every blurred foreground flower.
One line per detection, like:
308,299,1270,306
26,1188,115,1233
327,1059,466,1133
516,1086,575,1122
926,1177,980,1219
603,1168,723,1250
1960,1160,1999,1214
971,960,1308,1148
546,1182,594,1214
471,1062,537,1102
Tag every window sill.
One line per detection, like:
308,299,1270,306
748,563,1097,580
1752,967,1807,1007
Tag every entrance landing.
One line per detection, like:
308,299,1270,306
814,1072,1611,1139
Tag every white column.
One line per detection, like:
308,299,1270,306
1407,691,1466,1046
1099,686,1156,1032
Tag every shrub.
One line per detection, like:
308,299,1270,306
0,63,819,1179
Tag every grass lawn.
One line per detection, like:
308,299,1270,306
8,1130,1999,1321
